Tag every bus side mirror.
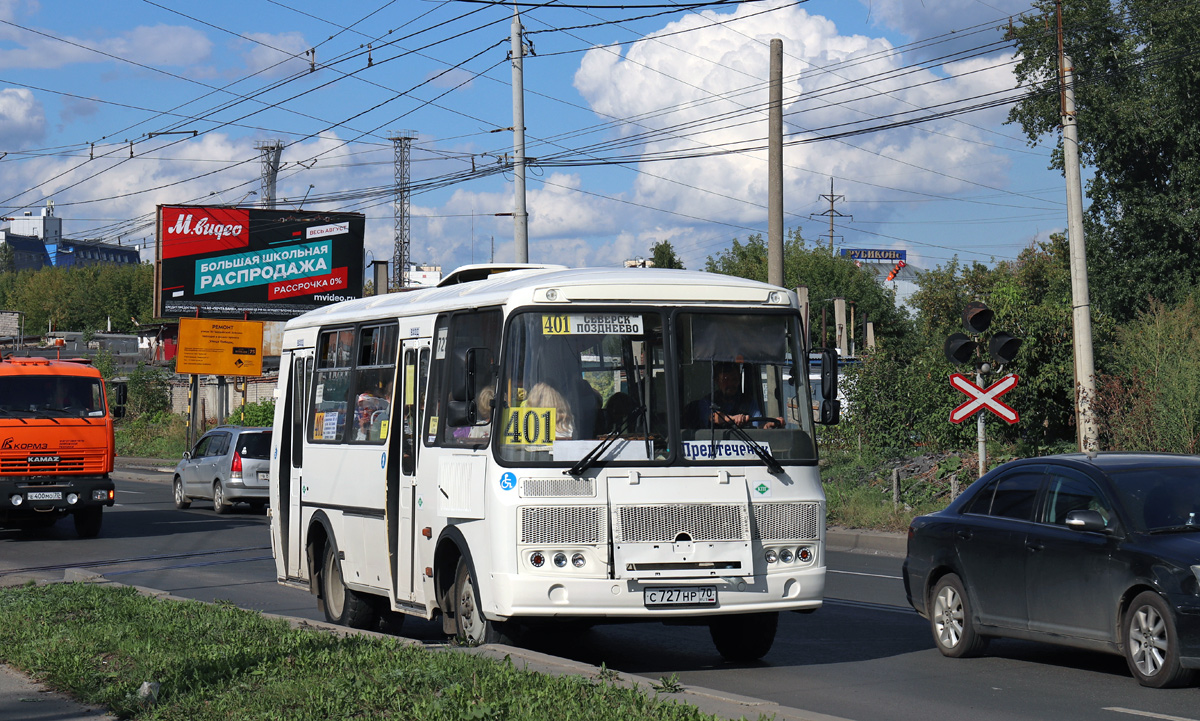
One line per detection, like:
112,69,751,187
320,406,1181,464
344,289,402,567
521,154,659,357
817,347,840,425
447,348,493,426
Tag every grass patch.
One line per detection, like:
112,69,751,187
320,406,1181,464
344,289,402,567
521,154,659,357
0,583,753,721
820,449,963,533
114,412,188,459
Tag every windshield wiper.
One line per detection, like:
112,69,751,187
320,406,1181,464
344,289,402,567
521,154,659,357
1147,523,1200,534
718,421,784,474
567,405,645,477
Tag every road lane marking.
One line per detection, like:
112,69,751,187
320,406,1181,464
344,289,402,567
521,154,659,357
828,569,903,580
1104,708,1199,721
822,598,920,616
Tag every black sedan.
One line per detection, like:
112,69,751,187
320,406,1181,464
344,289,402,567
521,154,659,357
903,452,1200,688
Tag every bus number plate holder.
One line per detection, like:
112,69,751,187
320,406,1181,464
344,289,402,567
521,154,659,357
643,586,717,607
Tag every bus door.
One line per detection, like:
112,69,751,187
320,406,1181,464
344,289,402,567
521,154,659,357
390,340,429,607
284,348,314,578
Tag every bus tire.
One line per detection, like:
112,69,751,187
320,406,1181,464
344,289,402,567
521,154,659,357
320,541,378,630
709,611,779,663
173,477,191,509
74,506,103,539
452,557,515,645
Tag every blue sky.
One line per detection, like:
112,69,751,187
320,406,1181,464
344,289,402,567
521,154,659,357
0,0,1066,282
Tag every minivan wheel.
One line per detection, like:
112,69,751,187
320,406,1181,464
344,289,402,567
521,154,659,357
1125,591,1195,688
930,574,988,658
212,481,229,515
173,477,191,509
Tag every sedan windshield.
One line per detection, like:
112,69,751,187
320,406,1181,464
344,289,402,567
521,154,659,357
0,375,105,418
1109,466,1200,532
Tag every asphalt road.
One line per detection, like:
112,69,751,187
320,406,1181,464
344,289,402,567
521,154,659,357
2,464,1198,721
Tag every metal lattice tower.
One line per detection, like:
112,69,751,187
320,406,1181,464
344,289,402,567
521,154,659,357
255,140,283,209
389,131,418,291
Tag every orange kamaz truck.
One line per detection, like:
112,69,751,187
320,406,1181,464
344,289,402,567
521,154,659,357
0,356,116,538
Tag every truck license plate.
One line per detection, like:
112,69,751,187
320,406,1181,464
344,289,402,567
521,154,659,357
26,491,62,501
644,586,718,607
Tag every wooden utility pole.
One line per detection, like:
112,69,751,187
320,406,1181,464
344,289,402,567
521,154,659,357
768,39,783,287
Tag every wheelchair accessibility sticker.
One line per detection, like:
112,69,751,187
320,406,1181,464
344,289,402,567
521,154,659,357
499,472,517,491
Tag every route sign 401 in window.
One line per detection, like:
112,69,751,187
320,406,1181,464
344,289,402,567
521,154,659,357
501,407,556,446
541,314,643,335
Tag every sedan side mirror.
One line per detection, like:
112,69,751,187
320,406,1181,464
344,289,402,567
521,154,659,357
1065,509,1108,533
182,451,192,461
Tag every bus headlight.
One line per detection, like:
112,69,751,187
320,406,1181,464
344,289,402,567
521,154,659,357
797,546,813,563
779,548,794,564
530,552,546,568
571,553,586,568
764,549,777,564
553,552,568,568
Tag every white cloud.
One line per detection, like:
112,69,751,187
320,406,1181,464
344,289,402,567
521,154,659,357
857,0,1031,42
0,23,211,69
569,1,1023,249
239,32,310,79
0,87,44,147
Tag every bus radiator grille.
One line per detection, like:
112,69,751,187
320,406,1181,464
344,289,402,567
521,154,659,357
751,502,821,541
520,506,607,545
520,477,596,498
613,504,748,543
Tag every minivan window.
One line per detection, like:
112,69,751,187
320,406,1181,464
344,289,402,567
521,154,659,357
237,431,272,459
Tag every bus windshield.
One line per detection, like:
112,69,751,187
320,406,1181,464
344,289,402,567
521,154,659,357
0,375,106,418
495,308,815,467
498,310,668,464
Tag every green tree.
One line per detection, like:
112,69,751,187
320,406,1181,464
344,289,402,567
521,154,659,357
650,240,684,269
1007,0,1200,321
0,241,14,274
705,229,912,347
125,362,171,418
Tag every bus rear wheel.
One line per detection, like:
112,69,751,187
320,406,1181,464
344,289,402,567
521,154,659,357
452,557,516,645
709,611,779,663
74,506,103,539
320,541,378,629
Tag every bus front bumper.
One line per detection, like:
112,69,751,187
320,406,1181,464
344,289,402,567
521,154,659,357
0,475,115,517
487,566,826,620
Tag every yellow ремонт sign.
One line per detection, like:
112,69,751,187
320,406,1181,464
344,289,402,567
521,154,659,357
176,318,264,376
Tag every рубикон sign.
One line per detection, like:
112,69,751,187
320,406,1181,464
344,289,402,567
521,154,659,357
154,205,365,320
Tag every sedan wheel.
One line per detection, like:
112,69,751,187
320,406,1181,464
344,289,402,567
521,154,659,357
1125,591,1195,688
930,574,987,658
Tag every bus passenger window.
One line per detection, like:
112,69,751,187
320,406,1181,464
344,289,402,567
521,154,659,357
311,328,353,442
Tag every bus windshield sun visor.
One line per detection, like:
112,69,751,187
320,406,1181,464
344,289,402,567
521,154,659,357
689,315,787,363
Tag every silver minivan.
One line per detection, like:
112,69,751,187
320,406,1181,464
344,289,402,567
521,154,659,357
173,426,272,514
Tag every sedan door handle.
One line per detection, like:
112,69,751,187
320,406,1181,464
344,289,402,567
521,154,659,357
1026,541,1044,553
955,530,972,540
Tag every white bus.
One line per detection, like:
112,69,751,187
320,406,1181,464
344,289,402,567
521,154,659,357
268,265,840,661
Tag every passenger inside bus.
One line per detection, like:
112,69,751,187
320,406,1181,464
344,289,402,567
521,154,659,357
527,337,600,440
526,382,575,440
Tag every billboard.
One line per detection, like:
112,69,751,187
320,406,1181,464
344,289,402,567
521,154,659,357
840,248,906,262
154,205,364,320
176,318,264,377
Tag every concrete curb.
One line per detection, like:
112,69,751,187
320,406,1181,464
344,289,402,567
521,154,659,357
827,528,906,557
3,570,856,721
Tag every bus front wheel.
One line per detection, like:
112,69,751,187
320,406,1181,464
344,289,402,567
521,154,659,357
452,557,516,645
709,611,779,663
320,541,378,629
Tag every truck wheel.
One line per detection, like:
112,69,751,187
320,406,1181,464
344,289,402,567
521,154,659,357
320,541,379,629
74,506,103,539
173,477,191,509
213,481,230,515
709,611,779,663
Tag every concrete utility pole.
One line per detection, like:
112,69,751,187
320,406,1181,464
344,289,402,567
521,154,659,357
389,130,417,292
1058,1,1098,452
255,140,282,209
767,38,784,287
511,6,529,263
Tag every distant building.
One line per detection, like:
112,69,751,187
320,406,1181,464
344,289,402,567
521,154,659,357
404,264,442,287
0,231,51,270
1,201,140,270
